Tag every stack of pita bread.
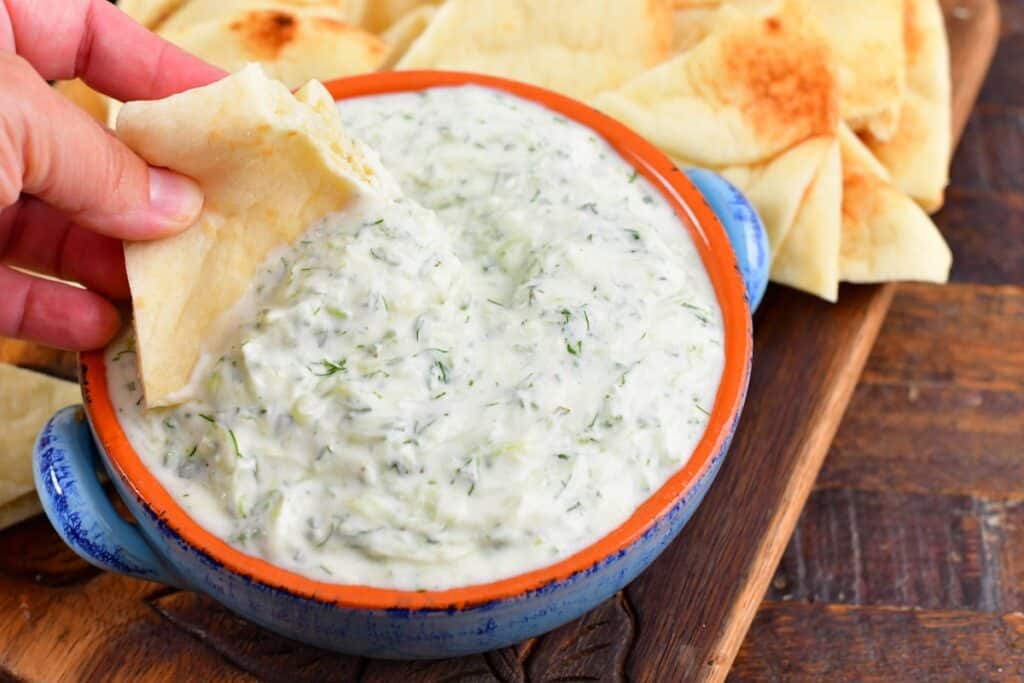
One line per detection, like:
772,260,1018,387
592,0,952,300
57,0,952,301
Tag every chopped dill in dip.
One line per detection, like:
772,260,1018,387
107,86,725,591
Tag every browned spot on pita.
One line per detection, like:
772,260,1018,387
716,12,839,149
230,10,298,60
840,169,883,236
841,163,918,263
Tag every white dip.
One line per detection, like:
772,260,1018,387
107,86,725,590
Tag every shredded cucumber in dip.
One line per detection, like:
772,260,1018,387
107,86,724,590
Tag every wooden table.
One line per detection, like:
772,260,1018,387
731,1,1024,679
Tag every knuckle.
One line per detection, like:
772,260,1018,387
99,136,146,208
0,54,58,202
0,53,38,207
0,124,20,207
0,267,30,340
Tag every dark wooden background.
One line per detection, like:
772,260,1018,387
732,1,1024,679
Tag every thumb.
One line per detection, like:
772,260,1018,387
0,52,202,240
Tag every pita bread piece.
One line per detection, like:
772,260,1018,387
0,364,80,531
160,6,387,88
806,0,907,141
864,0,952,212
117,64,382,406
770,138,842,301
592,0,839,167
839,125,951,283
396,0,673,101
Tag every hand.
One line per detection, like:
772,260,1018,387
0,0,225,350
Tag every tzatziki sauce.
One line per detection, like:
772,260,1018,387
107,85,725,591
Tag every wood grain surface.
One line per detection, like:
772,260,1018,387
0,1,1002,681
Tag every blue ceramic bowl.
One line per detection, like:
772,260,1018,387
33,71,767,659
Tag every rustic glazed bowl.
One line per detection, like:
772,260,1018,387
33,71,767,659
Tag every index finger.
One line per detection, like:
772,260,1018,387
3,0,225,101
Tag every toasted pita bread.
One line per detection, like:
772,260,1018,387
0,364,80,531
592,0,839,167
839,125,951,282
863,0,951,212
396,0,673,100
160,7,387,88
117,65,384,406
770,139,842,301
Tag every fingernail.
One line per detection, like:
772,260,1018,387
148,167,203,227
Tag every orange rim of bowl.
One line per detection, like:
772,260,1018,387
81,70,753,611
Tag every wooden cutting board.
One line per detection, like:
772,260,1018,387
0,2,999,680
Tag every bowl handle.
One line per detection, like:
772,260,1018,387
684,168,769,312
33,406,186,588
